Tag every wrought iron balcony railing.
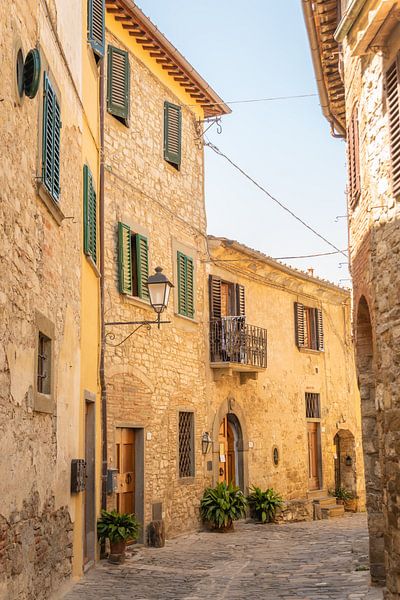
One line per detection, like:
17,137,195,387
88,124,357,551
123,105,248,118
210,317,267,369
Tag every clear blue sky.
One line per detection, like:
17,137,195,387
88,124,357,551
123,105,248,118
137,0,349,285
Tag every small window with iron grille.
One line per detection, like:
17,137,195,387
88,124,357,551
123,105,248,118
37,332,51,395
178,412,194,478
305,393,321,419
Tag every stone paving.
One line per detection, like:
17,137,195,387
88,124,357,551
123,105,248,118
62,514,384,600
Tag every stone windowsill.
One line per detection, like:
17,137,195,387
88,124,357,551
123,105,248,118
174,312,198,325
37,183,65,226
34,392,55,414
123,295,153,311
299,347,323,356
178,476,196,486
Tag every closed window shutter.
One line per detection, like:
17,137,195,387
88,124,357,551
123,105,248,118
164,101,182,167
294,302,305,348
118,222,132,295
209,275,222,320
88,0,105,58
42,73,61,201
83,165,97,262
347,104,361,207
177,252,187,315
107,46,130,123
316,308,324,351
386,56,400,196
235,284,246,317
135,234,149,300
186,256,194,318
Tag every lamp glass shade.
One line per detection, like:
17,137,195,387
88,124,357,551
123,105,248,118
147,267,173,314
201,432,212,454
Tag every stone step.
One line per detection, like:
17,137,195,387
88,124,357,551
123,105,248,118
317,497,338,509
307,489,328,500
321,504,345,519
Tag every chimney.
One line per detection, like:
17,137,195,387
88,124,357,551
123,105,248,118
307,267,314,277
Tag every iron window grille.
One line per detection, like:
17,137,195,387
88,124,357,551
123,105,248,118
179,412,194,478
305,393,321,419
37,332,51,394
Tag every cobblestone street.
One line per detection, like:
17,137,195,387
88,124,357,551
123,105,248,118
61,514,383,600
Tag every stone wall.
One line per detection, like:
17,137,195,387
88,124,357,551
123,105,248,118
0,1,83,597
343,12,400,597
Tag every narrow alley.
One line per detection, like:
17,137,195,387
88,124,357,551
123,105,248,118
62,514,383,600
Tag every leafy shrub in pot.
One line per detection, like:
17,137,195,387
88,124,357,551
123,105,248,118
97,509,140,557
200,481,247,531
247,486,283,523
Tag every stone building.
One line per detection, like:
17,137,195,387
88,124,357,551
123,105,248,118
303,0,400,596
102,0,230,539
0,0,102,597
206,237,365,515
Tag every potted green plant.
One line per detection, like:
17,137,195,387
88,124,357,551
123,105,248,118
200,481,247,532
97,509,140,561
330,487,354,506
247,486,283,523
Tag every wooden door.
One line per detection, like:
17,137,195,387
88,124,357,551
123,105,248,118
218,417,228,483
307,422,320,490
116,428,135,513
227,422,236,486
84,401,95,564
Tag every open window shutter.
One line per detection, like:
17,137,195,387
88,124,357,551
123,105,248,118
177,252,187,315
186,256,194,318
347,104,360,207
135,234,149,300
294,302,305,348
209,276,222,320
386,56,400,196
107,46,130,122
42,74,61,201
164,101,182,167
83,165,97,262
118,222,132,295
88,0,105,57
316,308,324,351
235,284,246,317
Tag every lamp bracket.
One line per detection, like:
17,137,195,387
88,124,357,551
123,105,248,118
105,319,171,347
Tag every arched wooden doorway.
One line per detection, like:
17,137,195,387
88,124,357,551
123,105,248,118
218,414,244,489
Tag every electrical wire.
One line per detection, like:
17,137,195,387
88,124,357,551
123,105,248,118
204,140,348,259
187,93,318,108
203,249,346,263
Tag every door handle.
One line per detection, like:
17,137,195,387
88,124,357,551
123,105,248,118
126,474,132,484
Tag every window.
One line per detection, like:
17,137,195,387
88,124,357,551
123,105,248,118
107,45,130,125
164,101,182,168
118,222,149,299
83,165,97,263
294,302,324,351
37,332,51,394
177,251,194,318
386,56,400,197
88,0,105,59
347,104,361,207
209,276,245,319
305,393,321,419
42,73,61,202
179,412,194,478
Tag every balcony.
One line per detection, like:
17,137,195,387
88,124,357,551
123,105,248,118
210,317,267,381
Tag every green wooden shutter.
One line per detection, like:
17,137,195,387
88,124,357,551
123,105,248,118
88,0,105,58
294,302,305,348
164,101,182,167
135,234,149,300
186,256,194,318
177,252,187,315
83,165,97,262
118,222,132,295
316,308,324,351
42,73,61,201
107,46,130,123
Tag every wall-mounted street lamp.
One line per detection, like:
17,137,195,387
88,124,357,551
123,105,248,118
201,432,212,455
105,267,173,346
345,455,353,467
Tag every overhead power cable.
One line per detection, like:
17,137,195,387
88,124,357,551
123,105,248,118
204,140,347,259
188,93,317,108
204,249,345,263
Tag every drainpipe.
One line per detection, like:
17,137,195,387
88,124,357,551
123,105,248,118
99,56,107,511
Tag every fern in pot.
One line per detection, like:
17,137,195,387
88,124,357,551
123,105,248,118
247,486,283,523
200,481,247,531
97,509,140,559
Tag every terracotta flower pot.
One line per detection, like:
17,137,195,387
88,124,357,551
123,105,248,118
344,498,358,512
109,539,126,563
